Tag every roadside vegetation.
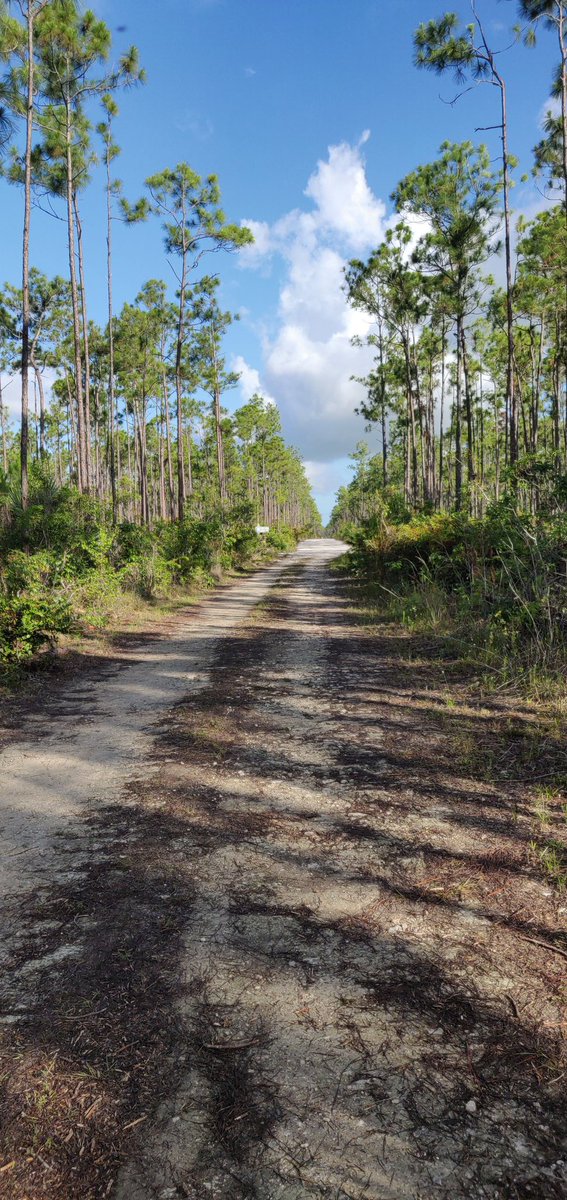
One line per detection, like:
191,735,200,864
329,3,567,698
0,407,319,674
329,2,567,891
0,3,320,674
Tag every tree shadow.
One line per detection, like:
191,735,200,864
1,555,565,1199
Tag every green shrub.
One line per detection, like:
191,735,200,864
0,493,299,669
1,549,59,594
348,506,567,688
113,523,157,567
120,551,174,600
266,526,297,552
0,592,73,665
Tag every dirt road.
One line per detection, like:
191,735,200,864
1,540,566,1200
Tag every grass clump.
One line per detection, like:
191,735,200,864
343,502,567,695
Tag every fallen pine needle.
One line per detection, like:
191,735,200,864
85,1098,103,1119
122,1115,147,1131
0,1162,16,1174
518,935,567,961
202,1038,261,1051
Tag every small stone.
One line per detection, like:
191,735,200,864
466,1099,477,1114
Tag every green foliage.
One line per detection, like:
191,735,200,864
266,526,297,552
0,546,72,666
0,473,307,667
0,591,72,664
346,505,567,688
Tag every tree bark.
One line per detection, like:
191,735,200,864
74,192,92,491
65,96,87,492
20,2,37,508
105,137,117,522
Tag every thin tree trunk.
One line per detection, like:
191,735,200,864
498,74,517,466
438,321,446,508
105,138,118,522
74,192,92,492
175,190,189,519
65,97,87,492
404,340,419,506
20,1,39,508
474,8,517,468
479,360,485,507
211,330,227,503
558,5,567,212
158,403,167,521
0,376,8,475
460,327,476,493
32,360,46,458
455,320,463,511
162,370,175,518
377,314,387,488
64,367,77,483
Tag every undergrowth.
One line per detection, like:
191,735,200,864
339,501,567,699
0,475,302,672
335,503,567,891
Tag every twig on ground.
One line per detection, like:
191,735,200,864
518,935,567,960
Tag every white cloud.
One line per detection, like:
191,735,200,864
176,110,214,141
304,458,352,496
0,373,21,420
304,136,386,253
1,368,59,425
232,355,276,405
237,134,389,461
539,94,561,129
239,218,274,268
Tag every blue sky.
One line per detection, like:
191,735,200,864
0,0,560,520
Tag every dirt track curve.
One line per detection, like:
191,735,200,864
1,539,566,1200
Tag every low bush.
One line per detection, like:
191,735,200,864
0,591,73,665
345,504,567,690
0,480,302,670
266,526,297,552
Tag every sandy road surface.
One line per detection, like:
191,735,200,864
1,539,566,1200
0,540,343,904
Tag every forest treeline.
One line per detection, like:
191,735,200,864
0,1,319,666
330,2,567,690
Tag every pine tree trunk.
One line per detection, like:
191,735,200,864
74,193,92,492
460,327,476,494
159,416,167,521
162,370,175,519
0,377,8,475
105,140,118,522
455,319,463,511
377,316,387,488
32,360,46,458
65,97,87,492
20,2,37,509
438,323,445,509
175,192,189,520
499,75,518,466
